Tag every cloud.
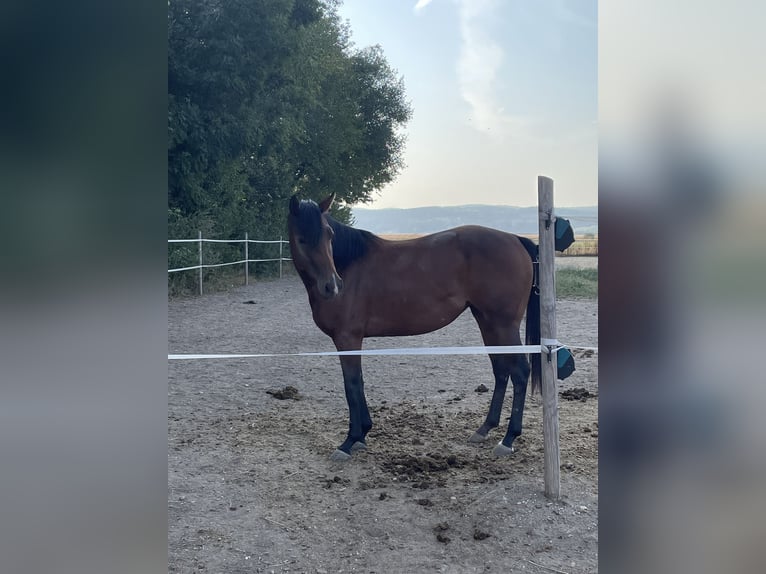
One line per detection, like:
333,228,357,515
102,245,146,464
455,0,525,141
422,0,589,143
414,0,435,13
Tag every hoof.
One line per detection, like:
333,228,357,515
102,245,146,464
493,442,514,457
468,432,488,443
350,441,367,453
329,449,352,462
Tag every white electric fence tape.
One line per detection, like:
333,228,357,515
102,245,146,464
168,344,597,361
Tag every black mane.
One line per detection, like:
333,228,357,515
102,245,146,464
293,199,378,272
326,215,378,272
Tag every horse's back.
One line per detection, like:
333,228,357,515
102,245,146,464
403,225,532,288
451,225,531,267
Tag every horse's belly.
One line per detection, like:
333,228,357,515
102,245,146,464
364,293,465,337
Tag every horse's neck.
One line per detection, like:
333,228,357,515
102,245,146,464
331,222,379,272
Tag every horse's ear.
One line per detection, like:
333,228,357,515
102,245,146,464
318,193,335,213
289,194,300,217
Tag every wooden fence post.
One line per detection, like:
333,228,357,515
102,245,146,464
538,175,560,499
244,232,249,286
198,230,203,296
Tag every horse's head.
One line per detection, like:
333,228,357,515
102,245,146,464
288,193,344,300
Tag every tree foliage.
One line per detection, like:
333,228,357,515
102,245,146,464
168,0,411,242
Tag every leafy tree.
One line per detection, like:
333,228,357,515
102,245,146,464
168,0,411,245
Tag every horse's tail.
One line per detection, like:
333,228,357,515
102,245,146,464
517,236,541,394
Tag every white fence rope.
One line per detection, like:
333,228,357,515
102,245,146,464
168,234,291,274
168,238,285,244
168,264,204,273
197,259,248,269
168,344,598,361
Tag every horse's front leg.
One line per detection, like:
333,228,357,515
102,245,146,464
330,338,372,461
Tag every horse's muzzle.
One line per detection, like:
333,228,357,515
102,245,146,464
321,275,343,299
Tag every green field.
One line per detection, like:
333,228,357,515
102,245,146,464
556,267,598,298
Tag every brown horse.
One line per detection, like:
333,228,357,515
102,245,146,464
288,193,541,461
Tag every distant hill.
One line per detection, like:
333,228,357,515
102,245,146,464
351,205,598,236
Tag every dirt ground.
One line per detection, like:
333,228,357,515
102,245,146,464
168,261,598,573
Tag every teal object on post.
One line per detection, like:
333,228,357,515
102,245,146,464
557,347,575,380
555,217,575,252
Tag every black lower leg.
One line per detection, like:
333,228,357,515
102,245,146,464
338,384,363,453
357,376,373,444
500,358,530,448
337,355,367,454
476,355,511,437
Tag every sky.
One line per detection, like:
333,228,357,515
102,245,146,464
337,0,597,208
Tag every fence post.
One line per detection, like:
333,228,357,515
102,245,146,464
538,175,560,499
244,232,249,286
198,230,203,296
279,236,283,279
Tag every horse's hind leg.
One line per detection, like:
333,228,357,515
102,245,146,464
467,305,532,456
468,308,523,444
494,355,530,457
468,353,511,443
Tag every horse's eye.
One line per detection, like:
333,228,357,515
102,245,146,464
298,238,306,245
